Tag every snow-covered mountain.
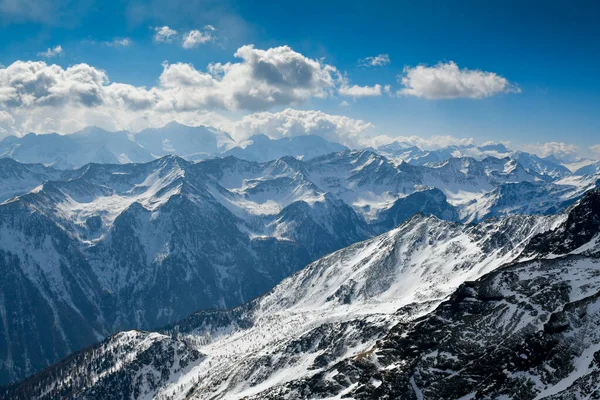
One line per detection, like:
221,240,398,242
0,154,370,385
374,141,577,180
133,122,236,160
458,175,599,223
0,127,155,169
0,150,597,386
0,125,344,167
0,158,70,202
575,160,600,176
9,189,600,400
0,211,562,400
260,189,600,400
375,142,513,166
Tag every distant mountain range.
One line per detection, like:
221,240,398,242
1,122,597,177
0,123,348,168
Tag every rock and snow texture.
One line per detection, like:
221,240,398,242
1,203,566,399
244,189,600,400
0,149,597,387
6,189,600,400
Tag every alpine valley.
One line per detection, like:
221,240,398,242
0,124,600,400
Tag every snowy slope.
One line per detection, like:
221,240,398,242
0,158,71,202
574,160,600,176
2,208,566,400
240,189,600,399
0,151,596,386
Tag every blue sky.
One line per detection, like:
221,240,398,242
0,0,598,159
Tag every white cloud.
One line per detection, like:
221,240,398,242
37,45,63,58
153,26,178,43
371,134,475,150
182,26,216,49
106,38,133,47
337,73,383,98
160,44,338,110
359,54,390,67
521,141,579,162
339,100,350,107
0,110,15,137
591,144,600,155
228,108,374,147
398,61,520,99
339,83,382,98
0,45,363,135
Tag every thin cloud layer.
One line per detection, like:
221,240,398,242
106,38,132,47
370,134,475,149
522,141,579,162
359,54,390,67
398,61,520,99
228,108,374,147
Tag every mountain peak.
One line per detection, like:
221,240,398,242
523,188,600,257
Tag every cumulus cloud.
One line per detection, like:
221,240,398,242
182,26,216,48
0,45,375,135
398,61,520,99
0,61,109,108
153,26,178,43
358,54,390,67
158,44,338,110
37,45,63,58
591,144,600,155
337,73,383,98
228,108,375,147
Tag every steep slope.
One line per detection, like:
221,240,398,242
0,155,369,384
0,151,593,386
458,177,599,223
575,160,600,176
0,158,70,202
249,189,600,400
0,200,108,385
1,208,563,399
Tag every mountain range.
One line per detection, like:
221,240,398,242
1,122,597,177
4,187,600,400
1,123,600,397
